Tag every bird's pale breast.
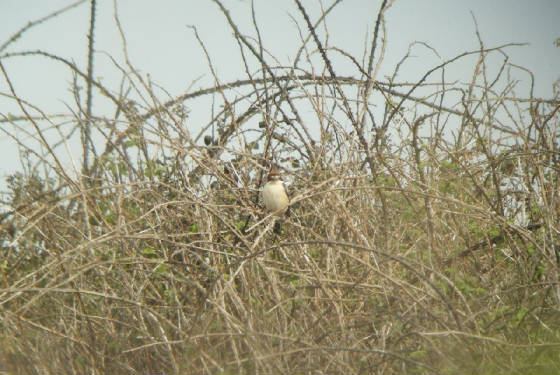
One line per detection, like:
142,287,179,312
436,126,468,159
262,181,289,212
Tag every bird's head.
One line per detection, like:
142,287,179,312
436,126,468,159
266,169,283,182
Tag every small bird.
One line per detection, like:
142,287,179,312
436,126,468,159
262,169,289,233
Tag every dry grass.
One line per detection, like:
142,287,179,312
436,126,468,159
1,1,559,374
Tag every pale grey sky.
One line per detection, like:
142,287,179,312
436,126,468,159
1,0,559,191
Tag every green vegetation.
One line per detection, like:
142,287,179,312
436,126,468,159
1,1,559,374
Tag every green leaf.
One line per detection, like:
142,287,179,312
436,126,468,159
141,247,157,257
514,307,529,327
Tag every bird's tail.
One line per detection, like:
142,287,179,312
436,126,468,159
273,221,282,234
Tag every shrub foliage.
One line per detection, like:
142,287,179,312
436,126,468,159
1,1,559,373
